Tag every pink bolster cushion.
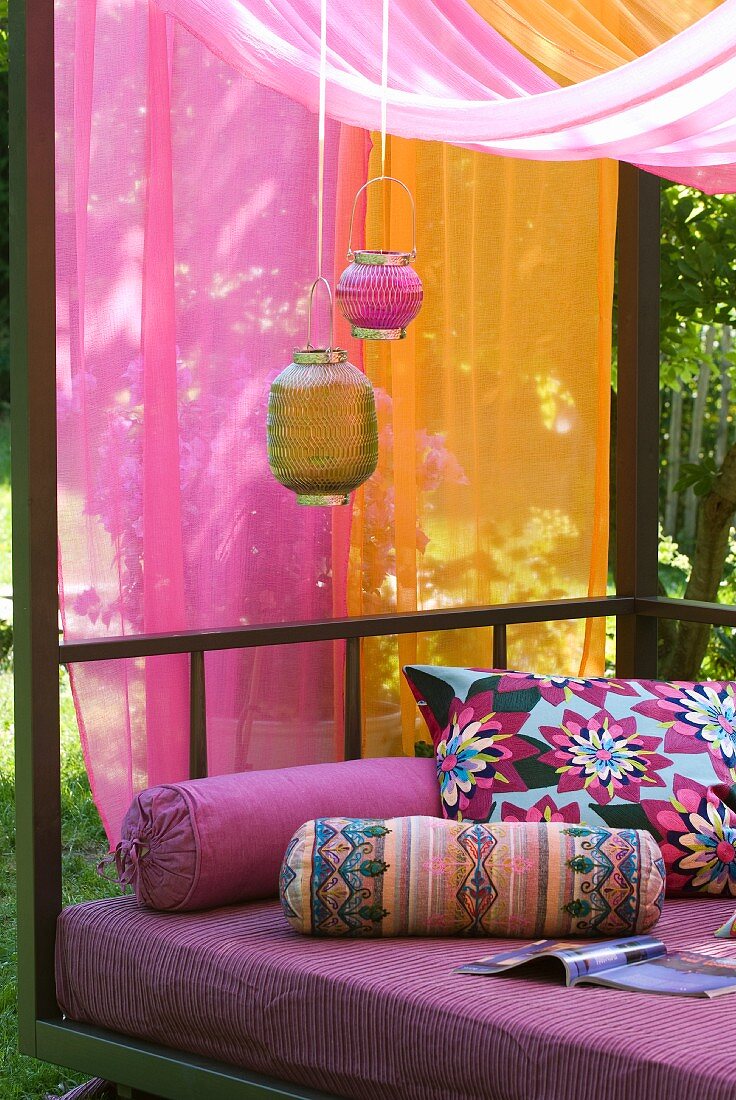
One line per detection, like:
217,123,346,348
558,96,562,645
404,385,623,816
115,757,441,911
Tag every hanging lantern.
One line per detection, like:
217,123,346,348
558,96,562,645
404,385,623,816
267,278,378,506
336,176,423,341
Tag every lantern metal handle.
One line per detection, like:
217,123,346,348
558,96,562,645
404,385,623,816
306,275,335,350
346,175,417,262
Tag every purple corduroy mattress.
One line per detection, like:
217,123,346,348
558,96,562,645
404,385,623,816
57,895,736,1100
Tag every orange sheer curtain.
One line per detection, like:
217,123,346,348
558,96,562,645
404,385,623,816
470,0,721,82
351,145,616,755
346,0,719,756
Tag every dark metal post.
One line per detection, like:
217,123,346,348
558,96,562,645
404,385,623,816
615,164,660,679
343,636,362,760
492,623,507,668
189,651,208,779
11,0,62,1048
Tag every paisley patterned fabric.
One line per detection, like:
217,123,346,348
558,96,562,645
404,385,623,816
280,816,665,939
404,666,736,899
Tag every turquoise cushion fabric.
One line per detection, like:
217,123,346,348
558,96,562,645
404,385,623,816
404,666,736,898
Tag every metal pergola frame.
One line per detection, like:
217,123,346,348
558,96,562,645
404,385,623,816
10,0,736,1097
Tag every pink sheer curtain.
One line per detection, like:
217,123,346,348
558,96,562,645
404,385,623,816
154,0,736,193
56,0,365,841
56,0,735,845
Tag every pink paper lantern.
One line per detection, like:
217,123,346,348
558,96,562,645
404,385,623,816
337,251,423,340
336,176,423,341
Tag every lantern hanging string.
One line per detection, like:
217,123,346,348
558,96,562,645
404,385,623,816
317,0,327,283
380,0,389,176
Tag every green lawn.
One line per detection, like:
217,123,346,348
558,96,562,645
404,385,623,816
0,411,111,1099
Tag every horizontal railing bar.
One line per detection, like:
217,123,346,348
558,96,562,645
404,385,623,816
636,597,736,627
36,1019,332,1100
59,596,632,664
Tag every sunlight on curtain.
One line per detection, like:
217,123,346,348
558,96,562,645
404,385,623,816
351,0,720,757
350,141,616,756
56,0,725,839
56,0,359,841
469,0,722,82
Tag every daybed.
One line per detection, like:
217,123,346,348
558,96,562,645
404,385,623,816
13,0,736,1092
56,894,736,1100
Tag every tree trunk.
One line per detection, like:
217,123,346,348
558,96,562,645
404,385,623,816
715,325,732,467
664,386,683,535
683,327,714,546
660,436,736,679
657,577,679,666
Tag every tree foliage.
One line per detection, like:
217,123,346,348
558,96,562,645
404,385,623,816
657,185,736,678
0,0,7,72
661,190,736,334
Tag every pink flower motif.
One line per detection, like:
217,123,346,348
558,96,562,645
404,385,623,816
633,681,736,783
72,587,102,622
647,776,736,897
501,794,582,824
436,696,534,821
495,672,638,709
496,854,535,875
538,708,671,805
415,429,469,494
425,912,456,932
422,855,450,875
359,389,467,601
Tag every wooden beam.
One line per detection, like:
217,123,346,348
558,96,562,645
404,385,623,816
10,0,62,1049
60,596,632,664
615,164,660,678
636,597,736,628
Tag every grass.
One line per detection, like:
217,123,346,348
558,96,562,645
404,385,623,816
0,410,112,1099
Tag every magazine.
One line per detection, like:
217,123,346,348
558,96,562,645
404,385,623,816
456,936,736,998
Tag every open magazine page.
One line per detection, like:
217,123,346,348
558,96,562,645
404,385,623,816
457,937,665,986
582,951,736,998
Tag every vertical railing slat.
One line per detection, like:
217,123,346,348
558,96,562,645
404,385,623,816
492,623,508,669
343,636,362,760
189,651,208,779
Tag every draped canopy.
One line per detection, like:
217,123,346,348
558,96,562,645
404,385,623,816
470,0,723,82
155,0,736,191
56,0,731,843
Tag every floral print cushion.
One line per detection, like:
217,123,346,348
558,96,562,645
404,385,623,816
403,666,736,898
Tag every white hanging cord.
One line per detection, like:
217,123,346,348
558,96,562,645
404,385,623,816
380,0,389,176
317,0,327,280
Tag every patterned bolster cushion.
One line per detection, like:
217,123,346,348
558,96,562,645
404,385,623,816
113,758,441,911
280,816,666,938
